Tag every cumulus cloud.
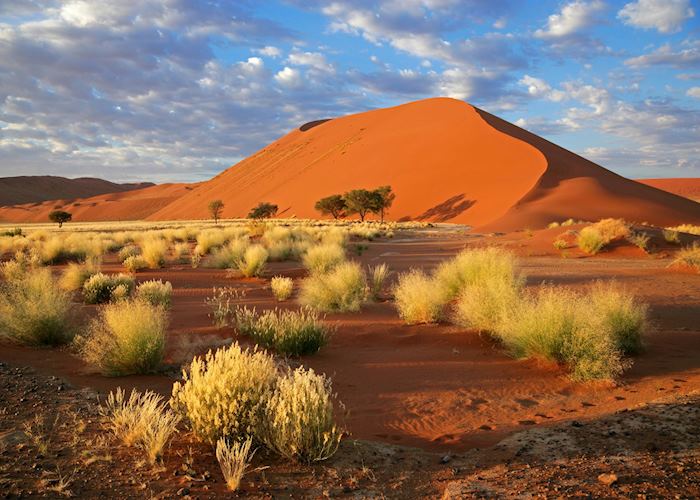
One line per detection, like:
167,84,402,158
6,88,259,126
618,0,695,34
534,0,605,39
625,40,700,68
687,87,700,98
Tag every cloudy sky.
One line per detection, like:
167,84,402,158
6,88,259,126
0,0,698,183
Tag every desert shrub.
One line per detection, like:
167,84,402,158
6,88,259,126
671,243,700,272
628,231,651,252
320,227,348,247
454,274,523,333
0,267,74,346
662,229,680,244
60,259,101,291
83,273,135,304
207,239,249,269
235,244,268,278
299,261,367,312
123,255,148,273
261,367,342,463
595,218,629,241
140,238,168,269
577,226,606,254
302,243,346,274
78,300,167,375
118,244,141,262
205,287,245,327
39,236,87,264
136,279,173,308
668,224,700,236
171,242,190,262
271,276,294,301
587,282,648,355
435,247,521,300
553,238,568,250
233,306,329,356
195,229,227,255
216,437,255,491
368,263,389,300
101,388,180,464
170,343,278,445
547,221,561,229
393,269,446,324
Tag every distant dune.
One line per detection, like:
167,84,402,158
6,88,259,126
637,178,700,202
1,98,699,229
0,176,153,207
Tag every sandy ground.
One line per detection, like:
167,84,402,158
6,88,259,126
1,227,699,497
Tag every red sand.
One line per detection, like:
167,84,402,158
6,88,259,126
638,178,700,202
1,98,699,229
0,175,152,207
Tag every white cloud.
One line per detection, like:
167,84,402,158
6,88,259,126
618,0,695,34
625,40,700,68
287,51,335,73
255,45,281,57
687,87,700,98
534,0,605,39
274,66,302,87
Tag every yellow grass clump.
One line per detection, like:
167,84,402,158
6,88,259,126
140,238,168,269
270,276,294,301
299,261,367,312
393,269,446,324
302,243,346,274
216,437,255,491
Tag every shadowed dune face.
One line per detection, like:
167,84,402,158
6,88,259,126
638,178,700,202
1,98,699,229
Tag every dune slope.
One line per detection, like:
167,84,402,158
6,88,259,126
637,178,700,202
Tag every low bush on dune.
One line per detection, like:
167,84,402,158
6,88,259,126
434,247,521,300
170,343,279,445
627,231,651,252
577,218,629,255
101,388,180,464
77,299,167,376
60,259,101,291
136,279,173,308
233,244,268,278
299,261,367,312
393,269,446,324
302,243,346,275
553,238,568,250
271,276,294,301
233,306,330,356
671,243,700,272
577,226,606,254
261,367,343,463
0,267,75,346
140,238,168,269
667,224,700,236
83,272,135,304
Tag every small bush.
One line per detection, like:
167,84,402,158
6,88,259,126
454,275,523,333
368,263,389,300
195,229,226,255
667,224,700,236
261,367,343,463
78,300,167,375
0,267,74,346
101,388,180,464
271,276,294,301
83,273,135,304
577,226,606,254
393,269,446,324
216,437,255,491
662,229,680,244
118,244,140,262
140,238,168,269
136,279,173,308
587,281,648,355
170,343,278,445
171,242,190,263
553,238,568,250
235,244,268,278
628,231,651,252
60,259,101,291
302,244,346,275
577,219,629,255
434,247,521,300
671,243,700,272
233,306,329,356
299,261,367,312
123,255,148,273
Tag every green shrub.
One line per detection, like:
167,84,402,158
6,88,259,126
299,261,367,312
302,243,346,275
587,281,648,355
261,367,342,463
454,275,523,333
136,279,173,308
233,306,329,356
0,267,74,346
170,343,278,445
82,273,135,304
271,276,294,301
78,299,167,376
434,247,521,300
393,269,446,324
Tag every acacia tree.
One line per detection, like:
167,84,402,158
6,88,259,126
371,185,395,223
343,189,375,222
314,194,346,219
208,199,224,224
248,202,278,219
48,210,72,228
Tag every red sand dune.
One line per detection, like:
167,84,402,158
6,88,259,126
1,98,699,229
0,183,195,223
0,175,152,207
637,178,700,202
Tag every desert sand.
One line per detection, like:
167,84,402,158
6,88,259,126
638,178,700,202
2,99,700,230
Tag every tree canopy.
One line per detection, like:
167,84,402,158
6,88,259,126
48,210,72,228
314,194,346,219
208,199,224,223
248,202,278,219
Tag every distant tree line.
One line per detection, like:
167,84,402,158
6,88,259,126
315,186,395,222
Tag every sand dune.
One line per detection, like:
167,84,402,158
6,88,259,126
0,175,152,207
637,178,700,202
2,98,699,229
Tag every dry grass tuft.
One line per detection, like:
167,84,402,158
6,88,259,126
271,276,294,301
216,437,255,491
393,269,446,324
299,261,367,312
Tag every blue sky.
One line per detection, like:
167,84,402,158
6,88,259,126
0,0,698,183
